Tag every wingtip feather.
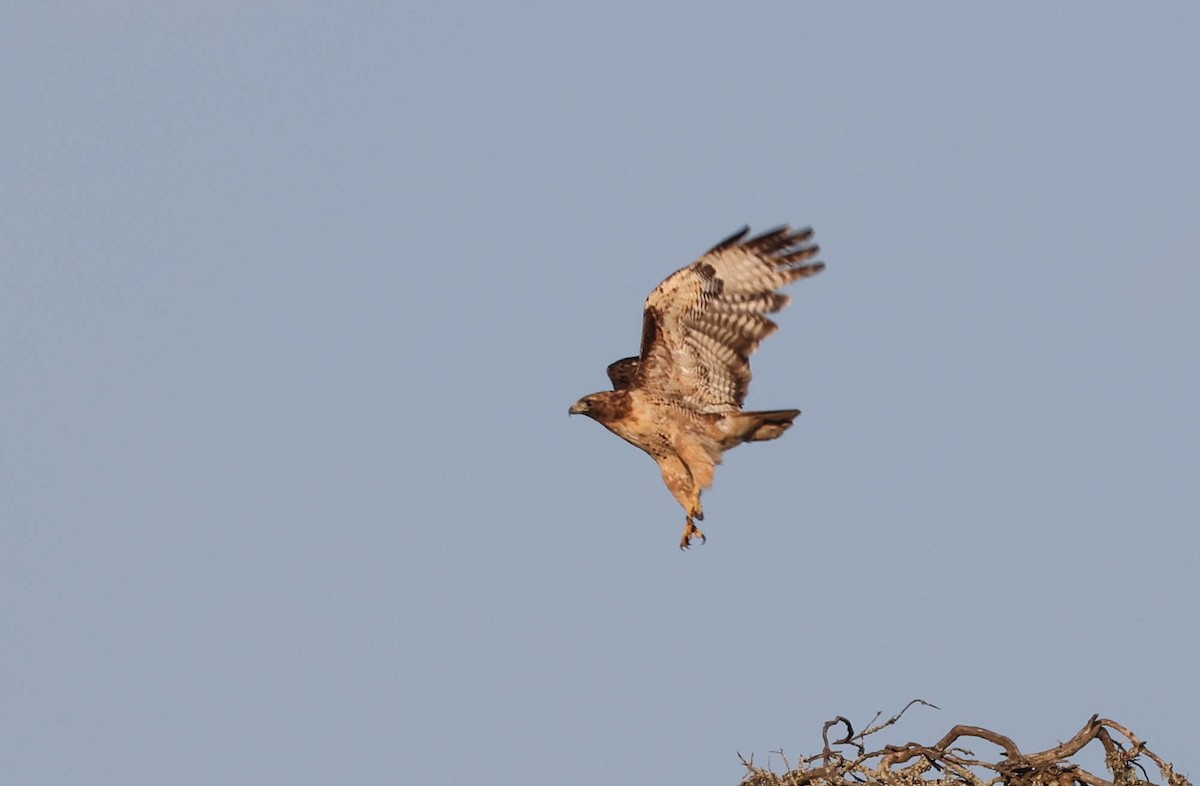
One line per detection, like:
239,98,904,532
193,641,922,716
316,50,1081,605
706,225,752,255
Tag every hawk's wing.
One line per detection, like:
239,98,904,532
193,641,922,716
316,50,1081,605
606,356,640,390
633,225,823,412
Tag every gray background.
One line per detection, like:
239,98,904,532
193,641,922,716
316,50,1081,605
3,3,1197,784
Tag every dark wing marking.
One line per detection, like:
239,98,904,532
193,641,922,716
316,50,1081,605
606,356,640,390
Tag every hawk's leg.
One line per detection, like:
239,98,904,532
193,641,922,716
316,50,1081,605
679,516,706,550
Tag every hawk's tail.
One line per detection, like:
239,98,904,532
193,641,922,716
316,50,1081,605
735,409,801,442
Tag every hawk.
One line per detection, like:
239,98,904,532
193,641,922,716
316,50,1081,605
569,225,824,548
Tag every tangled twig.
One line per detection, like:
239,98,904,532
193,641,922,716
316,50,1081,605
738,707,1189,786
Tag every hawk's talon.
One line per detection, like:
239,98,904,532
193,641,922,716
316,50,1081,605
679,517,706,550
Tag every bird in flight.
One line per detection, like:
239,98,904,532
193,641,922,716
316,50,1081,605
569,225,824,549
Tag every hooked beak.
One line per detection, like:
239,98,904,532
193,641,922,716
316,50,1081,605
569,400,588,416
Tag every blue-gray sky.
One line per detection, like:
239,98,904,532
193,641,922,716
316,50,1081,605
3,3,1197,784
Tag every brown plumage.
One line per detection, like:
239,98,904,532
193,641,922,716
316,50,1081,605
569,225,824,548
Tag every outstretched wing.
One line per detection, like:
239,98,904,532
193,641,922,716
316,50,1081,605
633,225,823,411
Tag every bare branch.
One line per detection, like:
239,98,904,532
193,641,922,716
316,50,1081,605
738,707,1189,786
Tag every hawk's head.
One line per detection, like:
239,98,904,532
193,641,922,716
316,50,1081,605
569,391,630,424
